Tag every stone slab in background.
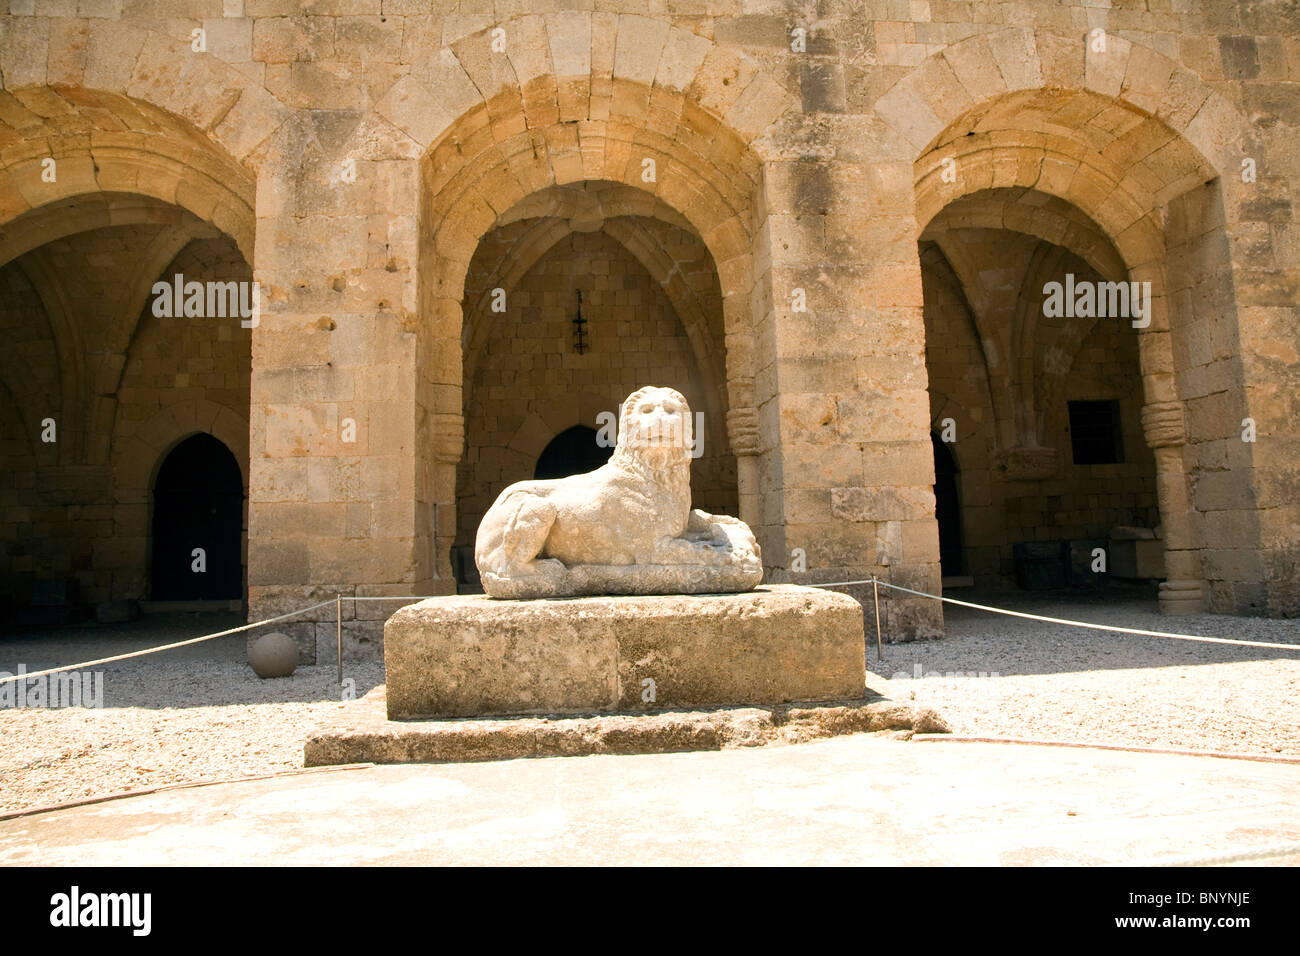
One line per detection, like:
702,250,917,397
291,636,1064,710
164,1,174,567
1067,538,1107,588
383,584,867,719
303,685,949,766
94,599,139,625
31,579,79,607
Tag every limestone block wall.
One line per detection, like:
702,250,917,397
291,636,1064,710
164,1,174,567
245,93,417,660
0,0,1295,642
1165,181,1269,613
1034,312,1160,545
755,151,944,639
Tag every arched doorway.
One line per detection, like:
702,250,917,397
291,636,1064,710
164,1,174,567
150,434,243,601
931,433,963,578
534,426,612,480
919,196,1160,591
416,65,767,594
453,182,735,564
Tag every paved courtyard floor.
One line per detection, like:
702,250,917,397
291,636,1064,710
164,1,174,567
3,735,1297,866
3,588,1297,863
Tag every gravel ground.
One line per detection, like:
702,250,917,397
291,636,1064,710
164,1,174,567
1,591,1298,815
871,587,1300,757
0,613,383,814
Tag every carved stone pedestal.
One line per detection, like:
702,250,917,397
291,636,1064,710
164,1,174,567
382,584,867,719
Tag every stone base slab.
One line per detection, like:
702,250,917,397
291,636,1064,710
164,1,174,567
383,584,868,719
303,685,949,766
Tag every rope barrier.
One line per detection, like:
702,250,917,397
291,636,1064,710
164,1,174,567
811,577,1300,652
0,598,338,684
3,575,1296,688
1115,841,1300,867
3,583,1293,858
0,595,433,686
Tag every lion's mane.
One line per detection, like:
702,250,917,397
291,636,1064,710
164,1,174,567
608,385,693,503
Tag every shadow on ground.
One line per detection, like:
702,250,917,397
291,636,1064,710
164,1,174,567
0,612,383,708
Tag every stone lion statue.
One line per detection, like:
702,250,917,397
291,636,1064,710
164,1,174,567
475,386,762,598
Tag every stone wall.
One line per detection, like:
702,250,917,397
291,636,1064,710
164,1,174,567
0,1,1296,645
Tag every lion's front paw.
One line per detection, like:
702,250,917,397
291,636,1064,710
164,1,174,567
700,537,738,566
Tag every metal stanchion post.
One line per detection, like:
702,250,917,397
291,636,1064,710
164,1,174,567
336,594,342,685
872,576,883,661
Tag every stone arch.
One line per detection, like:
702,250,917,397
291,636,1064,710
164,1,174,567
874,27,1243,186
0,88,259,500
921,189,1127,283
461,182,729,433
116,399,251,505
922,189,1143,458
533,425,613,481
403,15,793,384
508,394,619,467
454,223,734,558
102,225,252,604
1,18,290,171
882,31,1254,613
409,23,791,584
0,87,262,263
148,431,245,601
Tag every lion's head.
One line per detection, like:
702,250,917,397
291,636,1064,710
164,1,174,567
610,386,694,484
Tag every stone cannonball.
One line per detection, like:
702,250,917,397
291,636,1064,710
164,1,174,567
249,631,299,679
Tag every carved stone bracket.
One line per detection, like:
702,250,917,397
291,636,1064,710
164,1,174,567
726,406,760,457
35,465,113,506
998,445,1060,480
1141,401,1186,449
431,412,464,464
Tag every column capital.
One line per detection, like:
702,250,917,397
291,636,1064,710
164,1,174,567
1141,401,1186,448
431,412,464,464
726,406,760,457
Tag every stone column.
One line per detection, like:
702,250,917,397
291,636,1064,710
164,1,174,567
754,157,942,640
726,405,760,531
427,407,464,591
415,282,468,597
246,122,422,661
1140,400,1205,614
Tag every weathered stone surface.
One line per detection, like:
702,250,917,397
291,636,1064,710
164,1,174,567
2,4,1296,638
383,584,867,719
249,631,299,679
475,386,762,599
304,683,948,765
